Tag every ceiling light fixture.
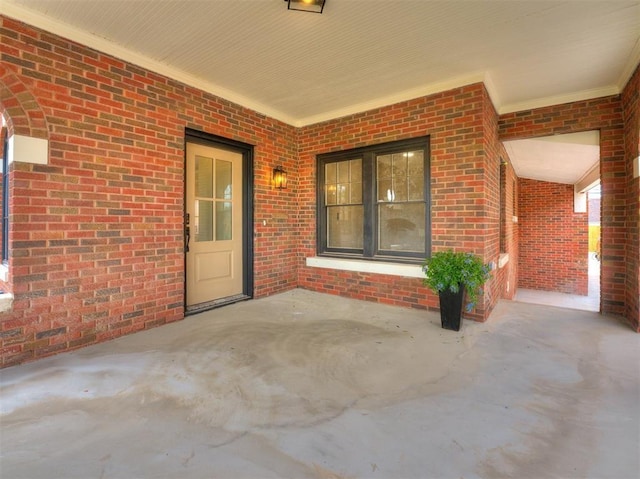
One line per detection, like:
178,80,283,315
286,0,325,14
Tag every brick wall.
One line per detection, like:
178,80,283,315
622,64,639,331
1,16,638,367
297,83,501,321
482,88,518,303
481,87,501,310
496,157,518,301
518,178,588,295
499,95,628,316
0,17,298,367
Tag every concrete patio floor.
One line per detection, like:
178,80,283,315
1,289,638,479
514,253,601,313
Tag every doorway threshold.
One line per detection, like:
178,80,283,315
186,294,251,315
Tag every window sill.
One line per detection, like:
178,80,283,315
0,293,13,312
306,256,424,278
0,264,12,312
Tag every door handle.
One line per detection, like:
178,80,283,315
185,226,190,253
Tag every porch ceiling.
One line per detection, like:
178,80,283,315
503,131,601,186
2,0,638,184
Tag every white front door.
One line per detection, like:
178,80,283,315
186,142,243,307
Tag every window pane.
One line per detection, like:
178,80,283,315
351,181,362,203
377,154,392,179
337,184,350,204
408,151,425,200
408,174,424,201
350,159,362,182
216,202,232,241
196,199,213,242
325,163,337,183
408,150,424,173
337,161,350,183
327,205,363,249
326,159,362,206
195,155,214,198
326,184,337,205
393,177,408,202
378,203,425,252
215,159,232,200
392,153,407,178
377,179,393,202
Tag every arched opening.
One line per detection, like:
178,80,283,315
0,68,51,300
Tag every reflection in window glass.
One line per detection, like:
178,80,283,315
216,160,232,200
377,150,425,252
337,184,350,204
379,203,426,252
327,205,364,249
216,202,232,241
377,151,423,203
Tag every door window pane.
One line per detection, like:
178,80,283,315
216,202,232,241
195,156,213,198
196,199,213,242
216,160,232,200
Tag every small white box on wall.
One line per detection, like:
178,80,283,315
8,135,48,165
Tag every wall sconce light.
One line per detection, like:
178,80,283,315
273,166,287,190
286,0,326,14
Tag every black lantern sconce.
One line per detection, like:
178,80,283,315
285,0,326,14
273,165,287,190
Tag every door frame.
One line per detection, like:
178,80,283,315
184,128,254,313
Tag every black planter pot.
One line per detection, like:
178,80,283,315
438,285,465,331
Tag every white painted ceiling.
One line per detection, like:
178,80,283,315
2,0,639,184
504,131,600,186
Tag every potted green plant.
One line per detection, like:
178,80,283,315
422,250,491,331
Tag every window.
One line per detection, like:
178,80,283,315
1,125,7,264
317,136,430,262
499,160,506,253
